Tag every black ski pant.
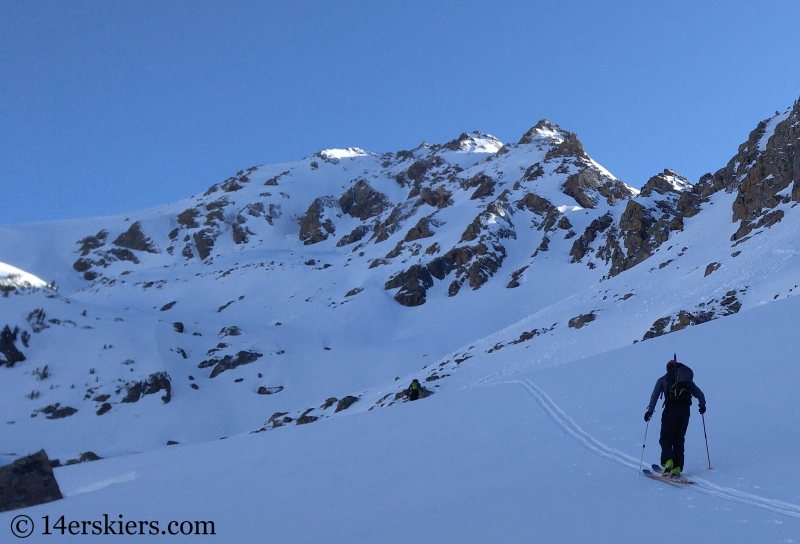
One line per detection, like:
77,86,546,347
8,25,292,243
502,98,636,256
659,404,691,469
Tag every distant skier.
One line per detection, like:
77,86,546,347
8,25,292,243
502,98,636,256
644,360,706,478
407,379,421,401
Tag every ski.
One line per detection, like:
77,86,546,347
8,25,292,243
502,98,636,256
642,468,694,486
651,463,694,483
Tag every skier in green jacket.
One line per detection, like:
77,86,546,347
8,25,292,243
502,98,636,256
408,379,421,401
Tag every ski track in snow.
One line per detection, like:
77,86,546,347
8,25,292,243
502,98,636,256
67,472,139,496
490,377,800,520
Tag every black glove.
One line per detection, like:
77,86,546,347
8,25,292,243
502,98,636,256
699,406,706,414
644,410,653,422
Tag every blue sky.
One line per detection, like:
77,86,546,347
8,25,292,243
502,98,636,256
1,1,799,225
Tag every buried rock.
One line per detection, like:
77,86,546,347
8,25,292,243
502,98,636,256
121,372,172,404
257,386,284,395
334,395,359,413
38,403,78,419
296,409,318,425
64,451,103,466
199,350,263,378
0,450,63,512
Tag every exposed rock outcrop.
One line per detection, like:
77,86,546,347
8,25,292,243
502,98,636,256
112,222,158,253
121,372,172,404
0,450,63,512
467,174,496,200
517,193,560,232
177,208,202,229
335,395,359,413
193,229,216,260
372,203,416,244
395,156,445,193
296,409,318,425
569,213,614,263
598,170,690,277
729,102,800,241
403,215,436,242
337,225,371,247
641,291,743,341
417,186,453,209
0,325,26,368
339,180,389,220
38,403,78,419
561,169,605,209
384,265,434,307
77,230,108,256
299,197,338,245
198,350,263,378
568,312,596,329
563,168,636,209
640,169,692,197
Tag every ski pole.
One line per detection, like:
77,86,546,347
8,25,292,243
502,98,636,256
701,413,713,470
637,419,650,481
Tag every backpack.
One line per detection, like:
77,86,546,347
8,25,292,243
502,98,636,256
666,363,693,404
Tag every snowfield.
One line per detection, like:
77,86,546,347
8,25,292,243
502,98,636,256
3,295,800,543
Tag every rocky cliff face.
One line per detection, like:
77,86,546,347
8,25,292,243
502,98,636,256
663,100,800,245
728,101,800,241
604,170,690,277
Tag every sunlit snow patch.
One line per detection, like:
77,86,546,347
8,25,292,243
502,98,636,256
661,171,693,192
317,148,371,160
758,107,792,152
532,124,563,143
0,261,48,289
457,133,503,154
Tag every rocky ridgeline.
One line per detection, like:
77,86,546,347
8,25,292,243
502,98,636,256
664,99,800,246
66,100,800,313
63,124,633,306
728,101,800,242
55,136,587,302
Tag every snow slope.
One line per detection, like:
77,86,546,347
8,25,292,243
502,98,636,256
3,294,800,543
0,262,48,290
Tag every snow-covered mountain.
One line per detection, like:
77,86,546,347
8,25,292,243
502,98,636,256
2,97,800,541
